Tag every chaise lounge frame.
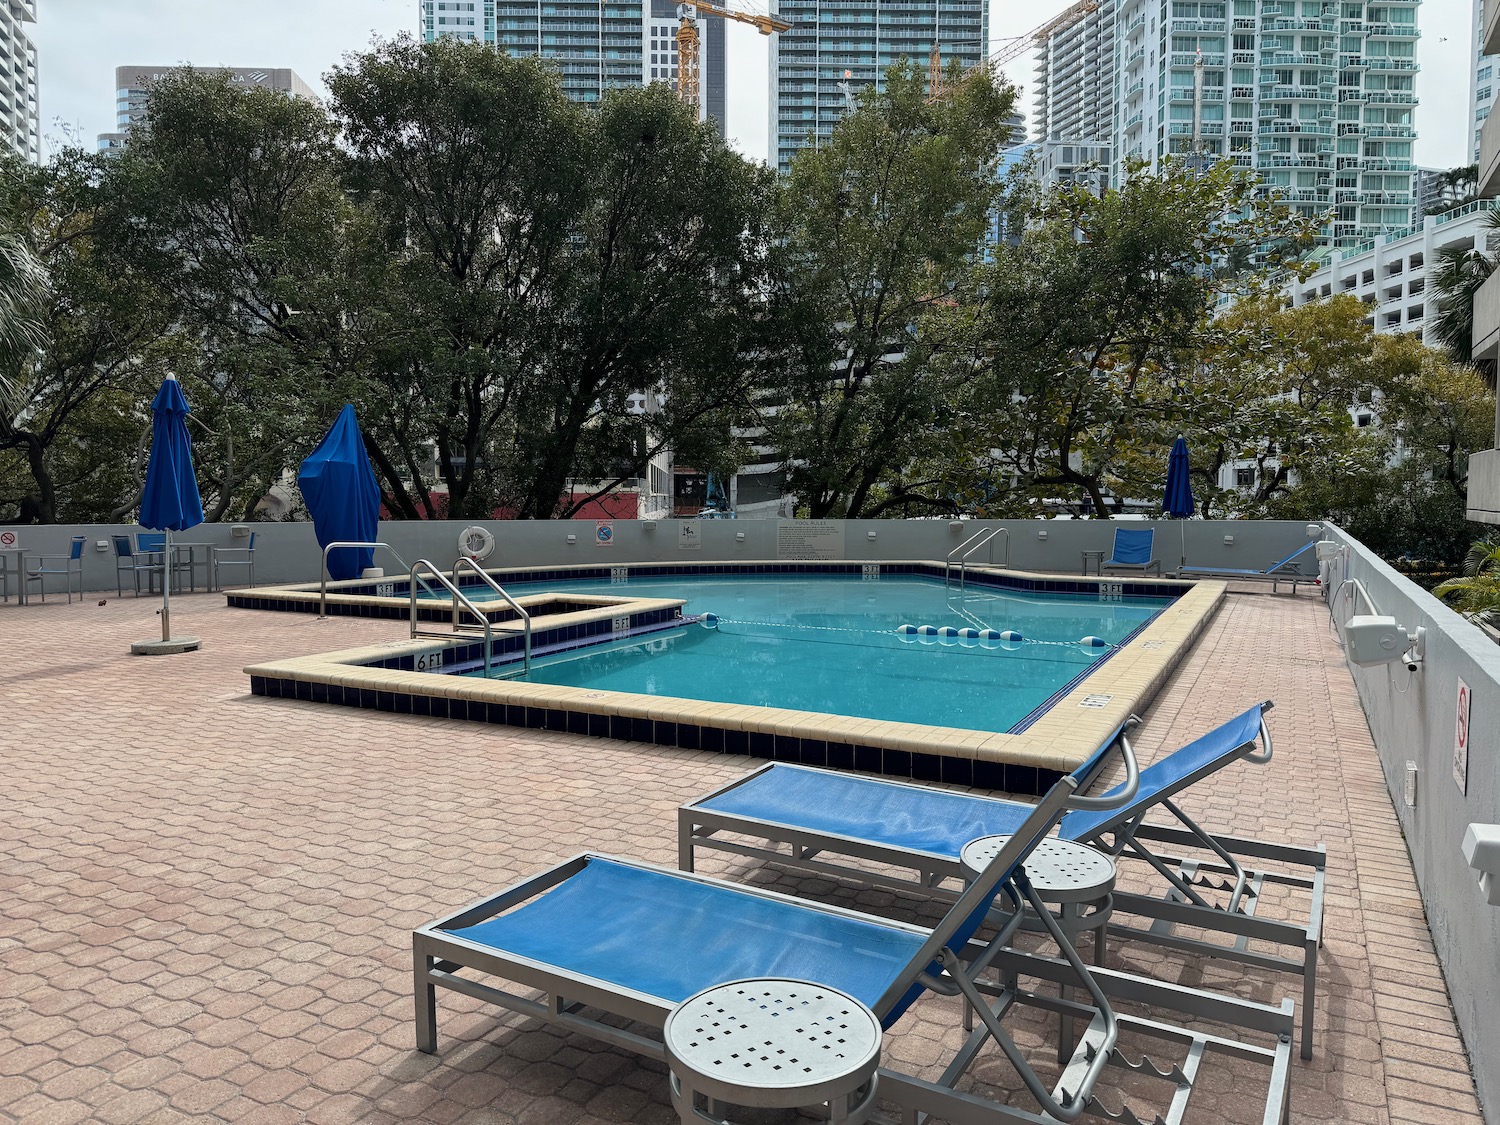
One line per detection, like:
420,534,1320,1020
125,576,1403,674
678,702,1326,1060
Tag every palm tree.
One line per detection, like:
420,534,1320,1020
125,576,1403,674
1431,211,1500,388
0,228,49,415
1435,538,1500,628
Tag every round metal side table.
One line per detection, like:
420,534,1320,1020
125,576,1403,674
663,978,883,1125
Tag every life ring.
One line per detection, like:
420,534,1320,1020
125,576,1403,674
459,525,495,561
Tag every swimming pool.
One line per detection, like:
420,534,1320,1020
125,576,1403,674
463,575,1162,733
243,560,1224,793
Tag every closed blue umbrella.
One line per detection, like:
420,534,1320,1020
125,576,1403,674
1162,435,1194,571
139,376,204,645
298,405,380,581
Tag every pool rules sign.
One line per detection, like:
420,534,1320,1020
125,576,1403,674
1454,678,1471,795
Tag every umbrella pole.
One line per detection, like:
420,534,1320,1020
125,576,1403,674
162,527,172,642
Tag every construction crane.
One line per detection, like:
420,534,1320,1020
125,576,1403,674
676,2,790,116
928,0,1098,102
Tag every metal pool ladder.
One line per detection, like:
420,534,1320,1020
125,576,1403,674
408,558,532,679
318,540,434,618
945,526,1009,589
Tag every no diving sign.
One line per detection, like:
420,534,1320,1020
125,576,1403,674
1454,678,1472,795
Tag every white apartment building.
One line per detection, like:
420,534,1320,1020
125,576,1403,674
96,67,319,155
1473,0,1495,164
1283,199,1499,345
1111,0,1420,252
1033,0,1117,148
0,0,38,162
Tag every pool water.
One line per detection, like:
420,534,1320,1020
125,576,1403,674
465,575,1163,733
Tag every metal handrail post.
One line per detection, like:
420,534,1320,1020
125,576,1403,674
452,556,533,675
956,527,1009,590
946,527,995,587
410,559,493,677
319,540,424,618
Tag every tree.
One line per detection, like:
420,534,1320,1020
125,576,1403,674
1431,210,1499,384
765,60,1017,519
330,38,771,518
0,152,172,524
102,67,364,521
937,158,1316,517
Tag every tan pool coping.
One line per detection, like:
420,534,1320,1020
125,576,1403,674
242,565,1226,773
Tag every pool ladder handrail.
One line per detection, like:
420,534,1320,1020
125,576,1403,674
452,556,532,677
319,541,435,618
945,526,1009,589
408,560,498,679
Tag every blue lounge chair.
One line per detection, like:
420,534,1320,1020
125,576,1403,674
1176,539,1319,592
1102,526,1161,576
415,741,1297,1125
680,701,1326,1060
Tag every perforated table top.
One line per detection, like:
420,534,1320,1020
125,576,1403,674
663,978,882,1111
961,834,1116,903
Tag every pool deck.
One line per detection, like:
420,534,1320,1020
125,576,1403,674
0,586,1486,1124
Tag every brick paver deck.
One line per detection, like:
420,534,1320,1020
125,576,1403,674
0,587,1484,1124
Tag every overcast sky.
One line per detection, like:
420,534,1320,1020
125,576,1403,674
36,0,1474,169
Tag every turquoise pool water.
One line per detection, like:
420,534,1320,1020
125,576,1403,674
465,575,1163,733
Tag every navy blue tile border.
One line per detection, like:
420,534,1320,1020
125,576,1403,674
247,672,1057,796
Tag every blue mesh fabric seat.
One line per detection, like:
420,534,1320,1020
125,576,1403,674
1103,527,1160,576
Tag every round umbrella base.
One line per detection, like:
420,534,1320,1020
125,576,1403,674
131,637,202,656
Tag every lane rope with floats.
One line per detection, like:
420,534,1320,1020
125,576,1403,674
695,613,1115,655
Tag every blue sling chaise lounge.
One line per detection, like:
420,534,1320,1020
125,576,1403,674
678,701,1325,1060
414,735,1295,1124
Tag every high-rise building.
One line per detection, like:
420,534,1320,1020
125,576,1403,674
1032,0,1115,154
1472,0,1495,164
1110,0,1420,252
96,67,318,156
419,0,726,138
770,0,989,173
1,0,39,163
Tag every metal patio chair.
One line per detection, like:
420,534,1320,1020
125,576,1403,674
1102,526,1162,576
112,534,157,597
26,535,85,604
212,531,256,590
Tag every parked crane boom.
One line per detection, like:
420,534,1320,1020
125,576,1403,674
676,2,790,115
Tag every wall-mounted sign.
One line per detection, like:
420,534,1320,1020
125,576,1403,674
777,520,841,560
1454,678,1472,795
679,522,701,551
595,521,614,548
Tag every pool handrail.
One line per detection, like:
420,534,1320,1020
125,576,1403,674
319,541,431,618
410,560,494,678
452,556,532,676
945,526,1009,589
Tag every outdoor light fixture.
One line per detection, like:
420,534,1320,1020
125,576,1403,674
736,532,746,542
1462,824,1500,907
566,534,577,545
1345,616,1425,669
643,520,657,531
949,521,964,532
1223,535,1235,545
1037,530,1048,541
867,531,877,541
